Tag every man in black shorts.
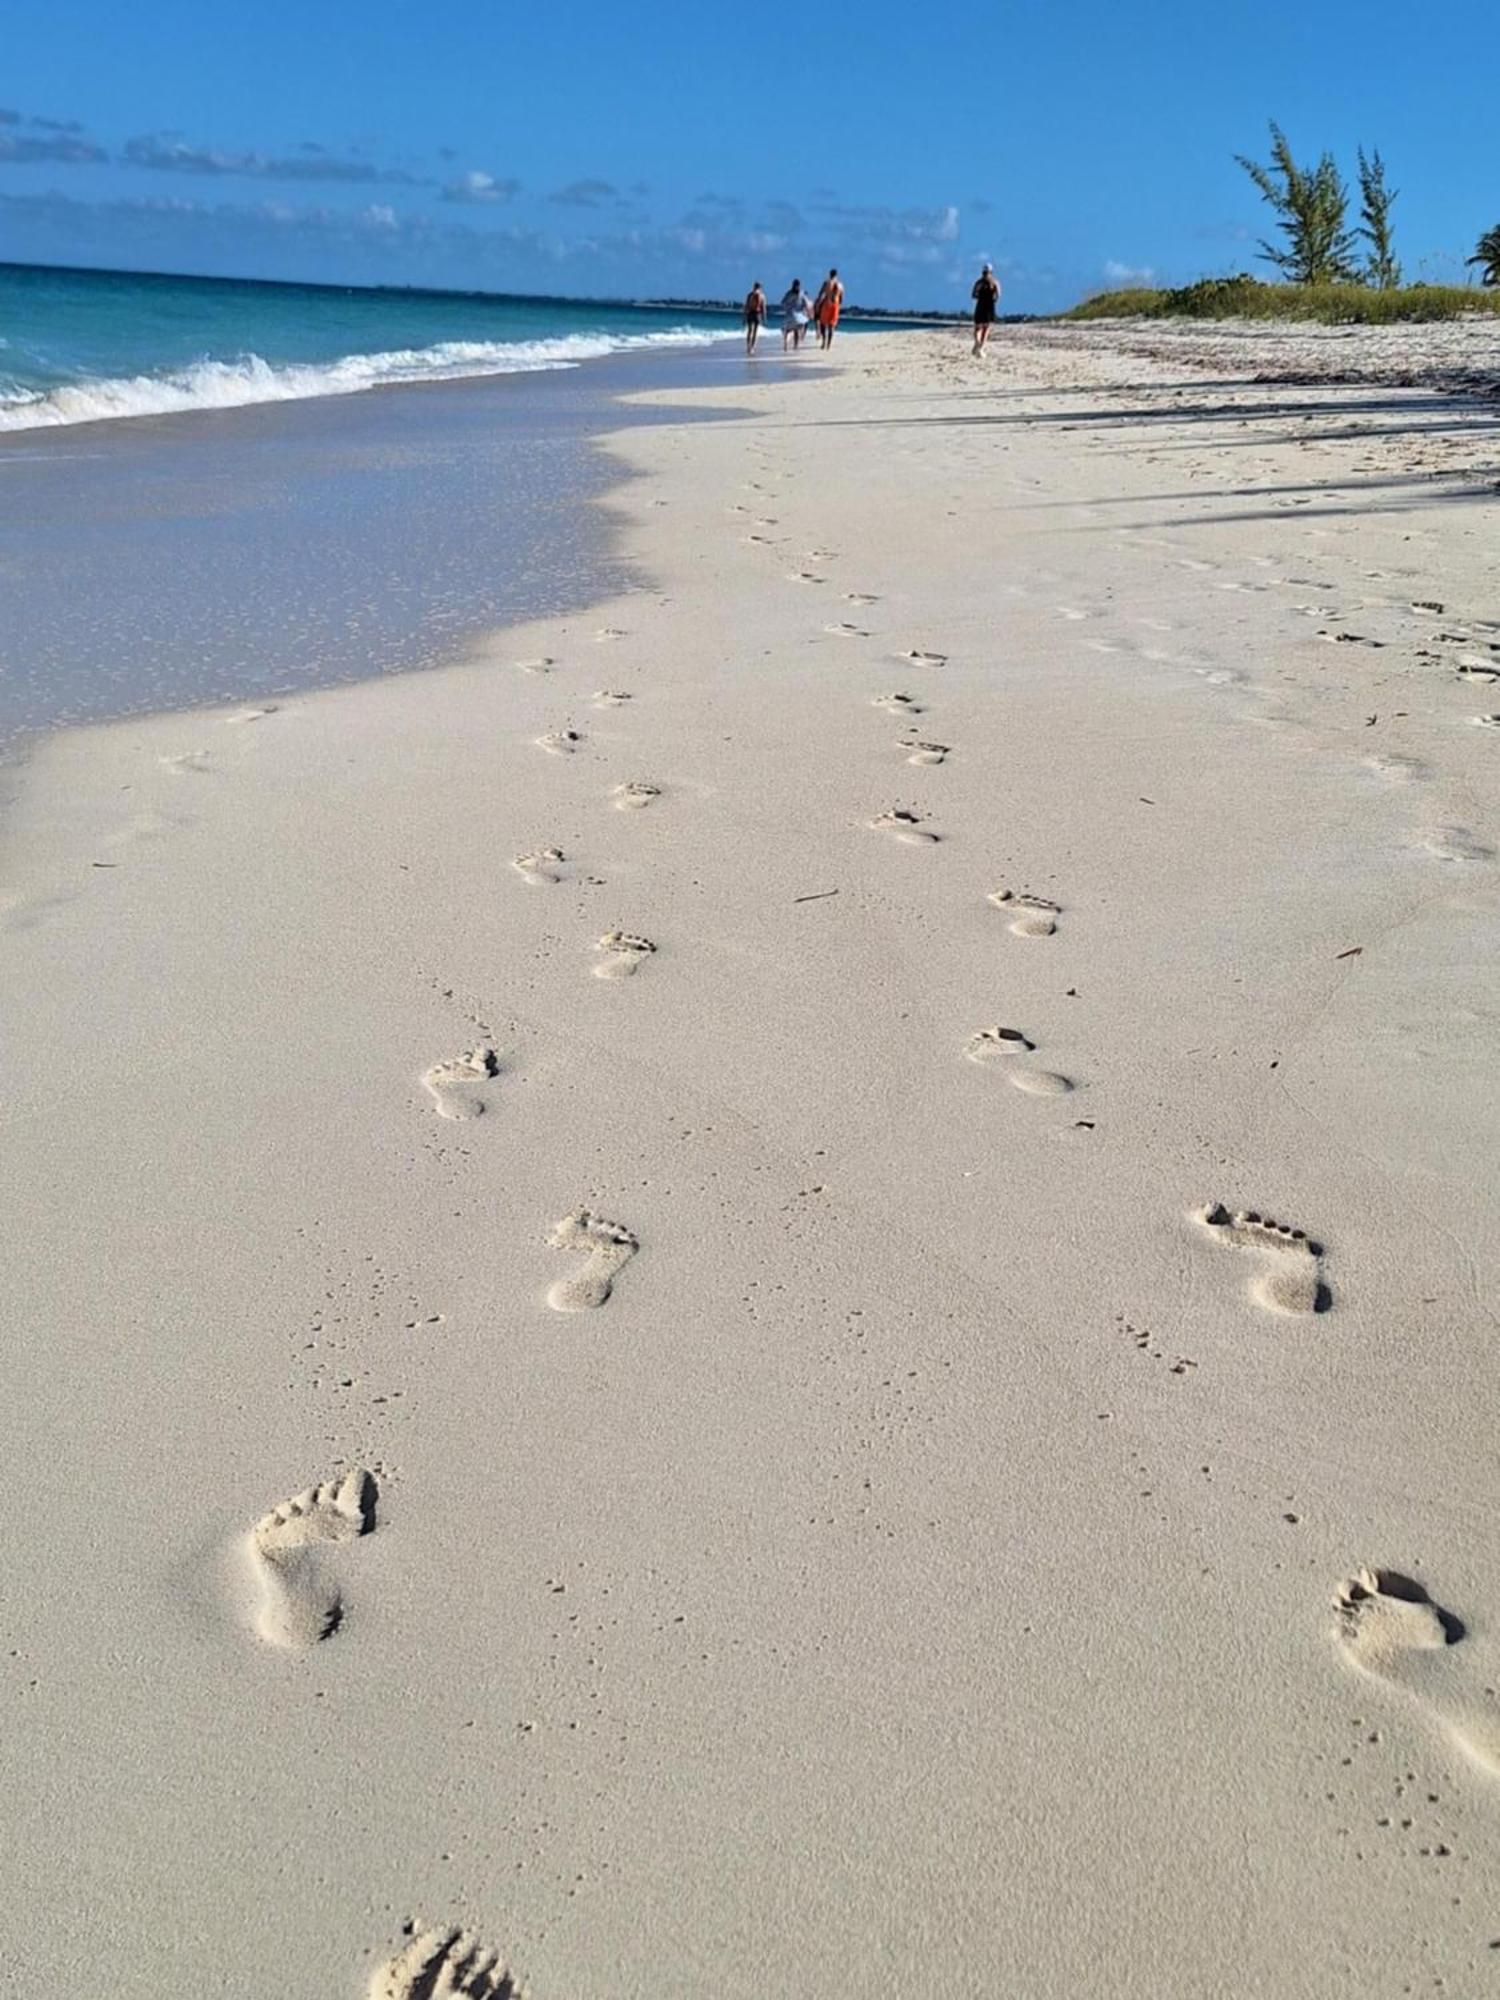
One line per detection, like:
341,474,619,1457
971,263,1000,356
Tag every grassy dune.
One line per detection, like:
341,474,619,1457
1064,275,1500,323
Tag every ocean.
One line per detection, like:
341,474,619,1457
0,265,816,746
0,262,743,431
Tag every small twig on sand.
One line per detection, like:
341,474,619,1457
793,889,840,904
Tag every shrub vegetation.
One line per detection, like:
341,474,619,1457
1063,276,1500,324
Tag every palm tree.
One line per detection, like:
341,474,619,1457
1468,225,1500,288
1236,122,1359,285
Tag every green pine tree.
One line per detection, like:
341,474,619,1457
1356,148,1401,289
1236,123,1360,285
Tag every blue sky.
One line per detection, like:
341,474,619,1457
3,0,1496,310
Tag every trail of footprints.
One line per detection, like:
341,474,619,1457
248,515,1489,1991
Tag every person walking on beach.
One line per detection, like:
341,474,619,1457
744,281,767,354
814,269,844,350
971,262,1001,356
779,278,814,351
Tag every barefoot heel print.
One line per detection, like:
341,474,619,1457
547,1208,638,1310
1196,1204,1327,1314
422,1046,500,1120
593,930,656,979
512,846,565,885
611,781,661,810
965,1025,1074,1095
989,889,1062,937
249,1469,377,1649
1334,1570,1500,1778
872,808,940,845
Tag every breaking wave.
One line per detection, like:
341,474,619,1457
0,326,731,432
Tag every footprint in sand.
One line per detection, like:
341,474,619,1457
989,889,1062,936
249,1469,377,1649
826,621,869,639
225,704,279,724
1471,714,1500,730
516,656,556,676
422,1046,500,1118
872,808,940,845
845,591,880,605
594,627,626,642
788,570,827,585
964,1026,1073,1095
612,780,661,810
592,689,632,708
1196,1203,1327,1314
1333,1570,1499,1778
900,649,947,667
537,728,583,756
593,930,655,977
547,1208,638,1310
872,692,924,717
900,738,950,766
512,846,565,886
369,1923,524,1999
1418,825,1493,862
1458,662,1500,685
160,751,212,776
1362,754,1427,784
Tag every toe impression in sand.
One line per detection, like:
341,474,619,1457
611,781,661,810
1334,1570,1500,1777
422,1046,500,1119
989,889,1062,937
872,808,940,845
546,1208,638,1310
1197,1203,1327,1314
512,846,564,885
965,1026,1074,1095
249,1468,377,1649
593,930,656,978
368,1922,525,1999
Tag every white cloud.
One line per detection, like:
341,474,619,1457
1104,259,1155,282
441,169,520,204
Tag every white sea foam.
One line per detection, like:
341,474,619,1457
0,327,731,432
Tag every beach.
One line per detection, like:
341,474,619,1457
5,322,1500,1998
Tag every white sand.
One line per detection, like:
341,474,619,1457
5,326,1500,1996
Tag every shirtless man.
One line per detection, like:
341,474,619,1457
814,269,844,350
744,281,767,355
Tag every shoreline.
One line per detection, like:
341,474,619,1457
0,339,817,751
7,323,1500,1997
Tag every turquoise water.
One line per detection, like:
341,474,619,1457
0,261,741,430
